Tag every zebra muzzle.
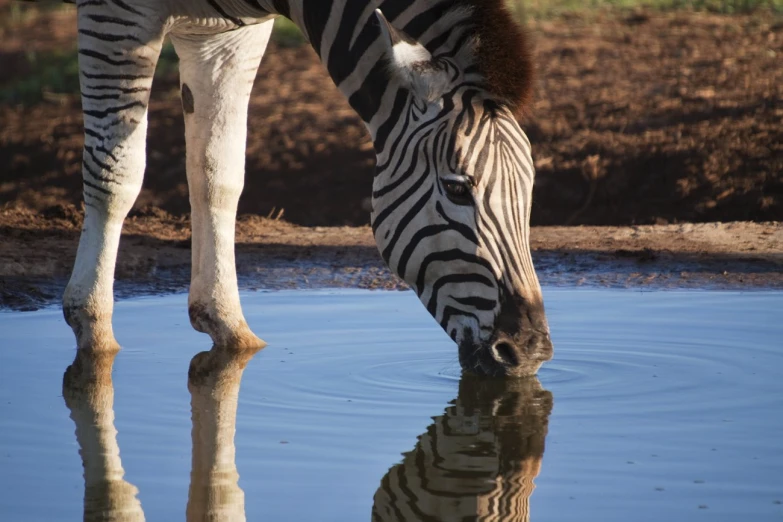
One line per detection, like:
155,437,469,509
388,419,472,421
490,331,553,376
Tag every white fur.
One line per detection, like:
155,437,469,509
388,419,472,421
391,39,431,69
170,22,273,349
374,8,452,103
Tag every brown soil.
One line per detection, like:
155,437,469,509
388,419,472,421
0,7,781,226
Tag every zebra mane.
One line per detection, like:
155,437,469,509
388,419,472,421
456,0,534,116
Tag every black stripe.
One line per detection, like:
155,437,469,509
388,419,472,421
395,224,450,281
84,146,112,171
348,60,390,123
83,128,102,140
78,29,141,43
301,0,332,56
403,1,454,42
481,180,525,286
271,0,291,18
83,159,116,185
451,296,496,311
439,305,480,331
96,145,118,162
426,272,495,315
327,1,383,86
381,185,433,265
373,87,409,153
415,249,495,295
82,71,148,81
86,14,139,26
206,0,245,26
373,126,436,199
109,0,143,16
371,157,430,236
376,93,455,173
239,0,264,9
79,48,137,66
82,178,111,195
435,201,478,243
83,100,145,119
81,92,122,101
84,85,149,93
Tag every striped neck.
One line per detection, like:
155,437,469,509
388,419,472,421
260,0,478,137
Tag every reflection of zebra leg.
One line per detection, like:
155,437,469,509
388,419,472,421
187,346,261,522
63,351,145,522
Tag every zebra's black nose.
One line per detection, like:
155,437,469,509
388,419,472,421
492,340,520,367
489,331,553,376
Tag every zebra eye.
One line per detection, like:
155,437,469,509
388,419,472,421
441,178,473,206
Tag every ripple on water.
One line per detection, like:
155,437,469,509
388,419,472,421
242,341,460,415
542,290,782,413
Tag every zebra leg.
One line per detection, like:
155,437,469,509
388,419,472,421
170,22,274,350
63,5,166,352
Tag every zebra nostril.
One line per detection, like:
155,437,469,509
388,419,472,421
492,341,519,367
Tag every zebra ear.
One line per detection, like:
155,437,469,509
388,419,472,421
375,9,451,102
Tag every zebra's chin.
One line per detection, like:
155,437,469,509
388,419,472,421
458,328,553,378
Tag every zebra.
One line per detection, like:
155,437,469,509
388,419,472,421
60,0,553,377
372,374,553,521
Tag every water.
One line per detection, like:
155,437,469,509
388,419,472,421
0,289,781,521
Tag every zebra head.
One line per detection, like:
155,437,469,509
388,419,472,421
370,8,552,377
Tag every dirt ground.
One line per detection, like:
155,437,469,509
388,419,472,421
0,7,781,226
0,6,781,310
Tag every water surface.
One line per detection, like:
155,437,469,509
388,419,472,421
0,289,781,521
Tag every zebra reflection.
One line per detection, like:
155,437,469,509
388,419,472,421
373,375,553,522
63,345,261,522
63,350,145,522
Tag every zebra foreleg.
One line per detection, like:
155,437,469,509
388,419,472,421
170,23,274,351
63,6,166,352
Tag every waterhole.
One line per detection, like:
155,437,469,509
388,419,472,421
0,289,781,521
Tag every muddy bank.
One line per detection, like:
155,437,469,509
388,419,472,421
1,209,780,311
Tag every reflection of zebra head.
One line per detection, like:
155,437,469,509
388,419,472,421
369,4,552,376
372,374,553,521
